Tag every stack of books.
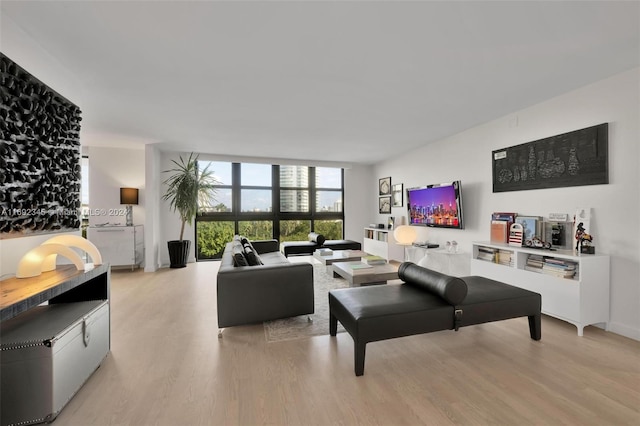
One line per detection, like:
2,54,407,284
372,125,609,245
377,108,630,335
524,254,544,272
497,249,514,266
476,246,497,262
362,255,386,265
491,212,517,243
542,257,578,279
314,248,333,256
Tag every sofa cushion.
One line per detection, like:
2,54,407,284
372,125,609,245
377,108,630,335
244,246,263,266
398,262,467,305
260,251,291,265
232,242,249,267
308,232,326,246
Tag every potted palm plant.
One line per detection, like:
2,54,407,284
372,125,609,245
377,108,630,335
162,153,218,268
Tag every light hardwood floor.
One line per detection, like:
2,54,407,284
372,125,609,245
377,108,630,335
55,259,640,425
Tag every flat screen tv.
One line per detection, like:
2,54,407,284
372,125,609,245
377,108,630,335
406,181,464,229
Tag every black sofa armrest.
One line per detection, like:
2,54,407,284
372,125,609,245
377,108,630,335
250,239,279,254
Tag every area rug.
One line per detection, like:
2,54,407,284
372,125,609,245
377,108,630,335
264,263,349,343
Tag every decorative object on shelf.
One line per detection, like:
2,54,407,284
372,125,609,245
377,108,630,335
491,212,516,243
391,183,403,207
492,123,608,193
573,207,594,254
379,196,391,214
548,212,568,221
162,153,219,268
508,223,524,246
16,243,85,278
42,234,102,269
524,236,552,250
515,215,542,245
0,53,82,240
378,177,391,196
445,241,458,253
388,216,394,229
15,234,102,278
490,220,509,243
120,188,139,226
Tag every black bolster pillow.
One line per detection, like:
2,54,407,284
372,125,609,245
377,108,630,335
308,232,326,246
398,262,468,305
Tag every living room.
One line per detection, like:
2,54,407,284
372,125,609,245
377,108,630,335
1,1,639,425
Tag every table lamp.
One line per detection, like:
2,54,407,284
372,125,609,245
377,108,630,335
120,187,139,226
394,225,418,261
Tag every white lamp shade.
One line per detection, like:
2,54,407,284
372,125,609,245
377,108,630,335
394,225,418,245
16,243,85,278
41,235,103,271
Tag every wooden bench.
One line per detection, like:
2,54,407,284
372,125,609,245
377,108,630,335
329,263,541,376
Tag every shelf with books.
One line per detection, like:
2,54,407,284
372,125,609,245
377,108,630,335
473,245,514,267
471,241,609,336
363,228,404,262
523,254,579,280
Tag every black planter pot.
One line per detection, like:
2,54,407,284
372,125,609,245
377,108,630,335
168,240,191,268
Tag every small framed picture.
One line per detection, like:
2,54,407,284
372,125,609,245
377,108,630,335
379,196,391,214
515,216,542,242
379,177,391,196
392,183,403,207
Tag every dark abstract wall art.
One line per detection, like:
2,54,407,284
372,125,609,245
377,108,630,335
492,123,608,193
0,52,82,239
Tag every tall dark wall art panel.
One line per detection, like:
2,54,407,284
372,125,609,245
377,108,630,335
0,52,82,239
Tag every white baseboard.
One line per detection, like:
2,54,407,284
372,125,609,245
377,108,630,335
608,321,640,341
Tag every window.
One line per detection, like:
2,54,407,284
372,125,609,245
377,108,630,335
279,220,311,242
200,161,232,212
197,221,235,260
195,163,344,260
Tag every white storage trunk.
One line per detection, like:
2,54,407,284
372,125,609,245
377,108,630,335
1,300,109,426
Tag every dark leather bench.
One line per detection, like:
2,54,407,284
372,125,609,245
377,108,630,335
280,232,361,257
329,262,541,376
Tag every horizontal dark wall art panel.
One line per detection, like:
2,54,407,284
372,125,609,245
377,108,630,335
0,52,82,239
492,123,608,193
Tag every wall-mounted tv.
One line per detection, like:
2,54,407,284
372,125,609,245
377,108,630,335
406,181,464,229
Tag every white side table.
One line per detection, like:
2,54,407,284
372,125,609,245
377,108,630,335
413,247,470,276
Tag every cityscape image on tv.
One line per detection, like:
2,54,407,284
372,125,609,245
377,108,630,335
409,186,460,227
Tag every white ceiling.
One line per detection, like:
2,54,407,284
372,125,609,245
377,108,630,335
2,1,639,165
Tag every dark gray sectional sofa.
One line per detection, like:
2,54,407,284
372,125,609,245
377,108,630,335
217,237,314,333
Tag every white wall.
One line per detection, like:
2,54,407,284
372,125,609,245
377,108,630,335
87,147,146,227
344,165,374,243
373,68,640,340
144,144,162,272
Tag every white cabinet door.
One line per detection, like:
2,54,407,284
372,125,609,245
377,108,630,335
88,226,138,267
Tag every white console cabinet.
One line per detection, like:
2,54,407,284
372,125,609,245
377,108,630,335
363,228,405,262
88,225,144,269
470,241,609,336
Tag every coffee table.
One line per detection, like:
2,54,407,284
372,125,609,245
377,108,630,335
332,261,400,286
313,250,367,266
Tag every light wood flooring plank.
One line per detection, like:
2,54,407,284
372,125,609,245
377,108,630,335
53,259,640,425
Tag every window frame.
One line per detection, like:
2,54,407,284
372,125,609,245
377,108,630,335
195,163,344,260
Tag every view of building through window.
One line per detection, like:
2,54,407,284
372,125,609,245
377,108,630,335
195,162,344,260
